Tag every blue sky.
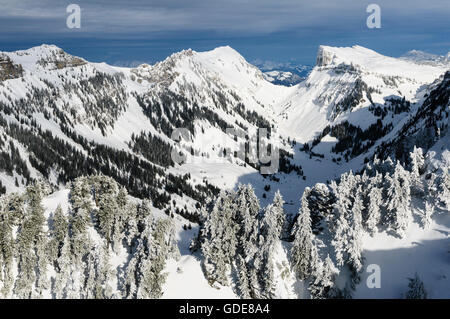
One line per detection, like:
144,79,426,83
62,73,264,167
1,0,449,66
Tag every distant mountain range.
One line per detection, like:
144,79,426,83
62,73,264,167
400,49,450,66
251,59,312,86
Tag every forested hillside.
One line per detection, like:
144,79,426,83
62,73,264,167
0,176,178,298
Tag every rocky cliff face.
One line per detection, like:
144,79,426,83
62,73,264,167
316,45,337,67
0,55,23,81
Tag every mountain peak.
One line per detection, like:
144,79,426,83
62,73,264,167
195,46,246,65
316,45,380,67
3,44,86,72
206,45,240,56
401,49,440,61
36,44,60,50
13,44,63,56
400,49,450,66
154,46,242,68
145,45,255,79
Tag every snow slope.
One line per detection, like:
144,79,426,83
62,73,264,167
355,211,450,298
276,45,449,142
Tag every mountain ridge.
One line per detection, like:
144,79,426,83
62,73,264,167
0,43,448,208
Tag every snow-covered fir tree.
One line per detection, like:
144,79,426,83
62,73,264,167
330,172,357,267
199,185,290,298
410,146,425,179
308,255,339,299
365,173,383,235
346,186,364,275
410,146,425,195
14,182,48,298
421,201,434,229
256,193,286,298
438,168,450,210
291,187,319,280
385,162,412,238
236,254,252,299
405,273,427,299
0,194,23,298
201,191,238,286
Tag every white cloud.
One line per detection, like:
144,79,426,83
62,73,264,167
1,0,448,35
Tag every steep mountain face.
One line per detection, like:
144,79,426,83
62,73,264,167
374,71,450,163
0,44,300,222
277,45,448,144
131,46,291,118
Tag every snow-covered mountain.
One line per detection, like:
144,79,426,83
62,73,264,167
277,45,448,142
130,45,291,122
400,49,450,67
254,61,312,86
262,70,304,86
0,44,301,201
0,43,448,299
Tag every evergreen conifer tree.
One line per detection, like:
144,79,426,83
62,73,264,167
291,188,319,280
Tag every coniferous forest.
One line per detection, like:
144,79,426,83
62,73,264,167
0,148,447,298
